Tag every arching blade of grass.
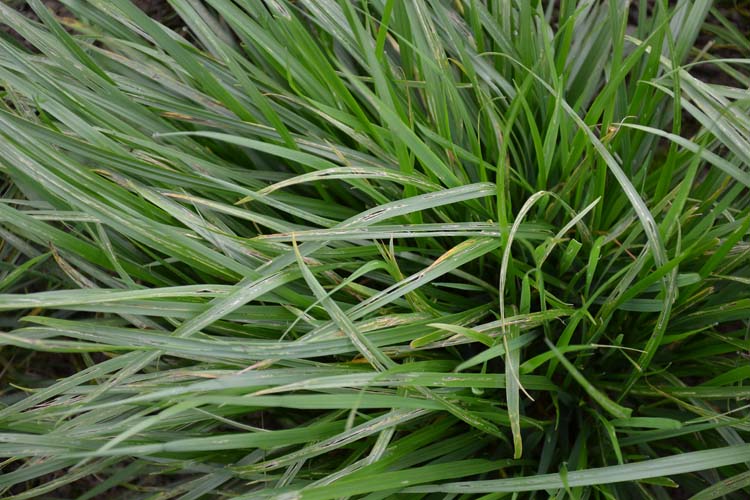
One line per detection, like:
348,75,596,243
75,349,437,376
402,445,750,495
689,469,750,500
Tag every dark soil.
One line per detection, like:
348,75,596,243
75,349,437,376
3,0,179,23
694,2,750,85
1,0,184,49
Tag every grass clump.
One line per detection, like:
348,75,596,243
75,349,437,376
1,0,750,498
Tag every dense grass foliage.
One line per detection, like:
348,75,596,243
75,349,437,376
1,0,750,498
